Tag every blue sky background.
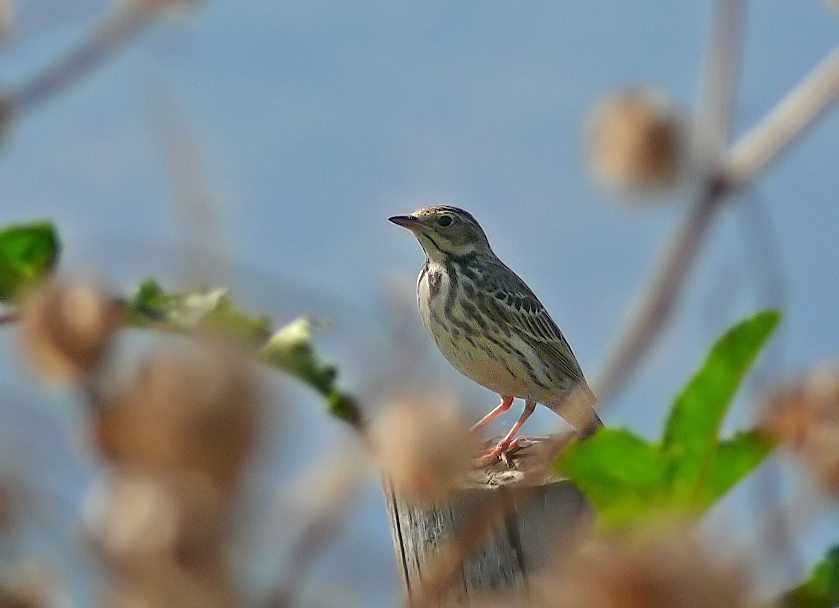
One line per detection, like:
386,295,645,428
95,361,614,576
0,0,837,605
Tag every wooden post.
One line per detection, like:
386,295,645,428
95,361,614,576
383,435,594,607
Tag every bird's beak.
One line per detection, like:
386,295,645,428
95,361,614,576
388,214,422,232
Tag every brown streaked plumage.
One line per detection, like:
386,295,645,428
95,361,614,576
389,205,602,464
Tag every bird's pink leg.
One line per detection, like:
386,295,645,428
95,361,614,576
475,399,536,465
470,395,514,433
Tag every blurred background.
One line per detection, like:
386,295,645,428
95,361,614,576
0,0,837,606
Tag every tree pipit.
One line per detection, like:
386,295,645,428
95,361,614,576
389,205,602,465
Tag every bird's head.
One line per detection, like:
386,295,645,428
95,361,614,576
388,205,492,262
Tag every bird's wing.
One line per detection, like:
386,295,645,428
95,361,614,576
482,260,586,386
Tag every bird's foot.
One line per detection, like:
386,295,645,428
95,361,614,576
472,436,526,468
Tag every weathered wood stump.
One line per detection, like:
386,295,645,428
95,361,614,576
383,435,594,606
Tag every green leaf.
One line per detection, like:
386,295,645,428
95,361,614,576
663,310,780,506
690,430,776,511
555,310,781,529
663,310,780,451
125,279,272,343
260,317,337,395
261,318,364,430
125,280,363,429
328,391,365,430
780,547,839,608
555,428,670,528
0,221,60,300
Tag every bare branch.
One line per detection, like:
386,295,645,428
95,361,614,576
693,0,744,167
721,48,839,189
145,82,229,286
9,2,157,116
592,1,747,404
593,181,724,404
260,447,366,608
0,0,11,41
594,49,839,405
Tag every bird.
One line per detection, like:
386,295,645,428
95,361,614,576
389,205,602,464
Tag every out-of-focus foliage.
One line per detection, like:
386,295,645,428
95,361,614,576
662,310,780,509
0,220,59,301
122,279,364,428
262,318,363,428
527,530,750,608
262,318,337,395
0,214,361,427
780,546,839,608
126,279,272,343
555,310,780,528
122,279,362,426
761,364,839,494
371,394,476,500
18,280,121,383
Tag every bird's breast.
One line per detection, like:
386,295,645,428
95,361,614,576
417,262,523,396
417,261,448,331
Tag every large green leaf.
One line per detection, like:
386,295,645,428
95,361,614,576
555,428,670,528
780,547,839,608
691,429,775,511
555,311,781,528
663,310,780,505
0,220,60,300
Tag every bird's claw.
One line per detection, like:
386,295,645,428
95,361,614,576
472,437,526,468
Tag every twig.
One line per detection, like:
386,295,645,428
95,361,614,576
0,0,10,42
144,80,229,287
593,181,724,404
260,447,365,608
594,0,744,404
735,189,789,312
752,458,804,584
693,0,744,166
721,48,839,189
735,189,789,393
9,2,158,116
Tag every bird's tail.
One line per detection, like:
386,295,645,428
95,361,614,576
547,381,603,438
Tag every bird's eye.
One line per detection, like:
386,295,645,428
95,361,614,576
438,215,453,227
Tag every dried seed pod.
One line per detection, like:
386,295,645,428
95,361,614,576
0,561,67,608
102,570,237,608
18,279,121,384
84,471,180,560
95,346,262,495
588,88,686,195
762,364,839,492
533,531,749,608
372,393,477,501
84,469,225,568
